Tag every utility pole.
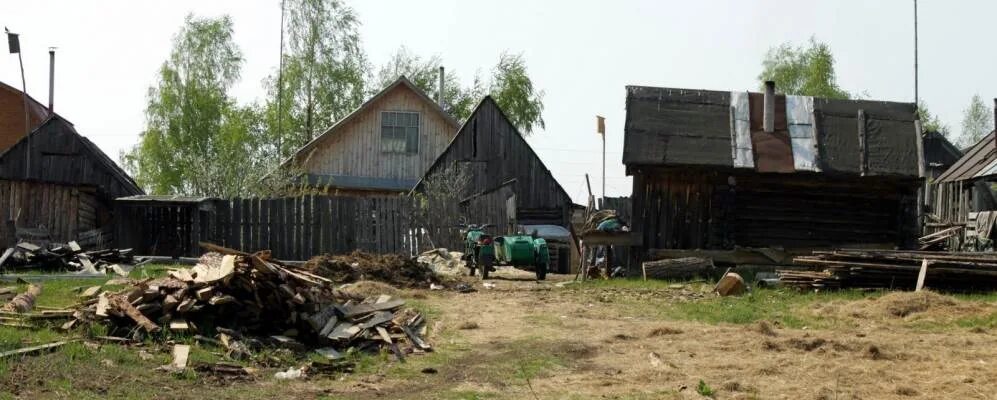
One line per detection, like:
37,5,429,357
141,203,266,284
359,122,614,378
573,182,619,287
6,28,29,179
914,0,919,108
596,115,606,201
276,0,287,160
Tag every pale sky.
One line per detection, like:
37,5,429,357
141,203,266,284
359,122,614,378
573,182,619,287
2,0,993,203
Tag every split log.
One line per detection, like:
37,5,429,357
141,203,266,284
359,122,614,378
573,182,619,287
109,295,160,333
641,257,714,281
0,340,74,359
1,284,41,313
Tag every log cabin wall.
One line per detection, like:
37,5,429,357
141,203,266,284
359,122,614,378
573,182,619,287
631,167,919,254
0,180,104,246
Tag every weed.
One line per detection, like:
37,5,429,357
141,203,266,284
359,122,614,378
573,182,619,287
696,380,715,397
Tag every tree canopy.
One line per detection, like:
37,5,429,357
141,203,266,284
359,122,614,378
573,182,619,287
264,0,368,160
758,37,850,99
123,14,266,197
374,49,544,135
960,94,993,148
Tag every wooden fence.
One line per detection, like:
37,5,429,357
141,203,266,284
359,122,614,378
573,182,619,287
115,195,422,260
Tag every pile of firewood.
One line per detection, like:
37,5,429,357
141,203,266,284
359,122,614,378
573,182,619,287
66,243,430,360
0,241,134,273
780,249,997,291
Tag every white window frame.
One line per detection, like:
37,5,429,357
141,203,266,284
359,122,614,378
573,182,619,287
380,111,421,154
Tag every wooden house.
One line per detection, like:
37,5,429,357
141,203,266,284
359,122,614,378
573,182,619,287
415,97,577,272
0,115,143,246
623,83,923,264
0,81,49,153
282,76,460,196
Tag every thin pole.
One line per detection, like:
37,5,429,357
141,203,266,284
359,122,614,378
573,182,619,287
276,0,287,160
601,128,606,200
914,0,918,107
17,50,28,179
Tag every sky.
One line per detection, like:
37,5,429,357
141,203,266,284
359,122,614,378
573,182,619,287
1,0,994,203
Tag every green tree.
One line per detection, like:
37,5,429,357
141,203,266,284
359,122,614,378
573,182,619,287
758,37,850,99
375,49,544,135
960,94,993,148
124,14,264,197
265,0,368,160
917,101,951,138
374,47,481,121
489,52,545,135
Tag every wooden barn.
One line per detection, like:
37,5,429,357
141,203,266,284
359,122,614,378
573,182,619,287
415,97,577,272
280,76,459,196
929,130,997,249
624,83,923,264
0,115,143,247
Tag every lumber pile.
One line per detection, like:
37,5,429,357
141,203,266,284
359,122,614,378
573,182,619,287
781,249,997,291
0,241,134,273
67,243,431,359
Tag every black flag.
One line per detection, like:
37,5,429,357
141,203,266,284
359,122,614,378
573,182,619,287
5,28,19,54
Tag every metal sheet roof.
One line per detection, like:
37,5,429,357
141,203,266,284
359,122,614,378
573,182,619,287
935,131,996,182
622,85,920,177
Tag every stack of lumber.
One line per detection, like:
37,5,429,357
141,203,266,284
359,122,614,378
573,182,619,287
68,243,430,359
0,241,134,273
781,249,997,291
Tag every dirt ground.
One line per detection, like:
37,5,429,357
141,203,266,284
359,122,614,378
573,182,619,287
3,267,997,399
318,269,997,400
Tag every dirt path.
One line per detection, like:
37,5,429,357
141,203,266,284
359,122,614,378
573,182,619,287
325,269,997,400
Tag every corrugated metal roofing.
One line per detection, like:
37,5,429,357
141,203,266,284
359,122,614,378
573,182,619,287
622,85,920,177
936,131,997,182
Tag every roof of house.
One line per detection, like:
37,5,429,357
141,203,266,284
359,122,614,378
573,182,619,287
623,85,920,177
0,115,143,198
414,96,573,204
923,130,963,169
936,131,997,183
282,76,460,168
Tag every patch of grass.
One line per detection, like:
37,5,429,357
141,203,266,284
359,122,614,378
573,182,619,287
129,263,183,280
662,288,874,328
697,380,715,397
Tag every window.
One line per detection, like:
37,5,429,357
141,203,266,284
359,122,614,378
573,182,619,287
381,111,420,153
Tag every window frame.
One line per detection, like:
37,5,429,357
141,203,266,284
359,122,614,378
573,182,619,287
380,111,421,154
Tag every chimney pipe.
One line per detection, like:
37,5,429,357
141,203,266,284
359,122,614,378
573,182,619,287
48,48,55,114
437,66,445,108
764,81,775,133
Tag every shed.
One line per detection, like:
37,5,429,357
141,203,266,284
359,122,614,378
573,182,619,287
414,97,577,272
113,195,219,258
930,131,997,248
624,84,922,263
0,115,143,246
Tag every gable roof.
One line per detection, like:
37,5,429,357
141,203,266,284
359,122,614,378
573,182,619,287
0,115,143,198
936,131,996,183
923,130,963,169
282,76,460,167
414,96,572,203
623,85,920,177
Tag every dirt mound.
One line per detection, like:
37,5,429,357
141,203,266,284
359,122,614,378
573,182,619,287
303,251,439,288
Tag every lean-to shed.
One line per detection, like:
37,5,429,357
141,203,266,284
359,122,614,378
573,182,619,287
623,83,922,261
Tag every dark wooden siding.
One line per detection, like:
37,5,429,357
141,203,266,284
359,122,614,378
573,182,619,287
416,98,574,250
631,167,919,257
0,180,106,246
116,196,420,260
0,116,142,200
